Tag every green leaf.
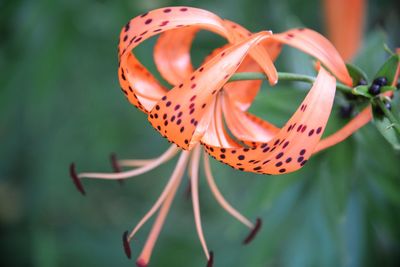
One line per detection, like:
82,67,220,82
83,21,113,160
374,54,400,85
372,105,400,150
352,85,372,98
346,63,369,86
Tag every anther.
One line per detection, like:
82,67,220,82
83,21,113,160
110,153,122,172
69,163,86,195
122,230,132,259
110,153,124,185
207,251,214,267
184,181,191,200
243,218,262,245
136,259,147,267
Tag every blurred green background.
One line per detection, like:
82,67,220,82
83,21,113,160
1,0,400,266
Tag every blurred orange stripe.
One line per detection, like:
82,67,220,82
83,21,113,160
324,0,365,61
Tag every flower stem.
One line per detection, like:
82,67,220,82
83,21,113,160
229,72,354,95
375,98,400,135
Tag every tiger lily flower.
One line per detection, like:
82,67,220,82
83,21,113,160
70,7,353,267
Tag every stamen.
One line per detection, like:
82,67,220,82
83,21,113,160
243,218,262,245
118,159,154,167
69,163,86,195
127,151,189,242
184,181,191,200
110,153,124,185
77,145,179,180
110,153,122,172
207,251,214,267
122,230,131,259
203,153,253,228
190,146,210,259
136,259,147,267
136,153,186,266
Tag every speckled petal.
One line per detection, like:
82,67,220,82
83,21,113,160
202,67,336,174
272,28,352,86
148,32,272,150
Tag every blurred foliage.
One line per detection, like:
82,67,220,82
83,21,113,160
0,0,400,267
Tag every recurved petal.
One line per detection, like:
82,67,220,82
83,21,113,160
201,94,240,148
148,32,272,150
153,27,198,86
222,93,279,145
272,28,352,86
314,107,372,153
118,7,232,112
202,67,336,174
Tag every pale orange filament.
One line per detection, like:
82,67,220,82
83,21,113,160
127,150,189,242
136,152,188,266
203,153,254,228
118,159,154,167
190,145,210,260
77,145,179,180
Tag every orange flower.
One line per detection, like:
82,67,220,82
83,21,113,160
323,0,365,61
71,7,353,267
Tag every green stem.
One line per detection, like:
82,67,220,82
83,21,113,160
229,72,355,95
375,99,400,135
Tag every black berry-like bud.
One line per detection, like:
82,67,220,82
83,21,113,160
357,79,368,86
373,77,387,87
339,104,354,118
368,83,381,95
384,101,392,111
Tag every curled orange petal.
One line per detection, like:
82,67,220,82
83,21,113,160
202,67,336,174
272,28,353,85
148,32,272,150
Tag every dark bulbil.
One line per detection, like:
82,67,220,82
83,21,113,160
368,76,387,95
368,84,381,95
357,79,368,86
374,100,392,116
339,104,354,118
373,77,388,87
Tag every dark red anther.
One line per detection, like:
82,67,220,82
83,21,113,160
123,230,131,259
110,153,124,185
206,251,214,267
184,181,191,200
243,218,262,245
136,259,147,267
69,163,86,195
110,153,121,172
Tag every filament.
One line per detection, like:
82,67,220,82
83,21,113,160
190,145,210,260
127,150,189,241
136,159,183,266
77,145,179,180
203,152,253,228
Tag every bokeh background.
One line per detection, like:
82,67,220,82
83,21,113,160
1,0,400,266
